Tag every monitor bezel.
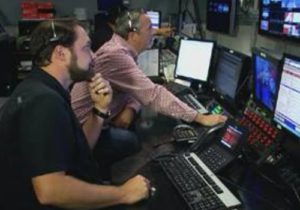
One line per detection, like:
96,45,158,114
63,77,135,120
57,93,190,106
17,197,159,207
273,53,300,138
252,48,282,114
174,38,215,84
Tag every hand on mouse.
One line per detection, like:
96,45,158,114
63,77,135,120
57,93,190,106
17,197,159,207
119,174,151,204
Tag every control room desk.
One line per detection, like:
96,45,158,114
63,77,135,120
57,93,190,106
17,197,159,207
121,110,296,210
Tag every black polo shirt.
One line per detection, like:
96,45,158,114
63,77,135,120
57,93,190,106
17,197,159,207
0,68,100,210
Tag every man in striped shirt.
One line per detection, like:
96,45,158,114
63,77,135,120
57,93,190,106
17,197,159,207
71,9,227,179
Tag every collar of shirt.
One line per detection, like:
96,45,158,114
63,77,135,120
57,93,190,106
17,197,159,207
112,33,138,61
30,67,71,104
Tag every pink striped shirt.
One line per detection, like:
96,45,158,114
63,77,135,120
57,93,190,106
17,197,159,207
71,34,197,124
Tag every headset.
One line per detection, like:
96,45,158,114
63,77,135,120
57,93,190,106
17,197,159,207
127,11,137,32
33,20,63,60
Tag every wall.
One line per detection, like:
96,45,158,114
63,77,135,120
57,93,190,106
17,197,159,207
0,0,299,56
0,0,178,25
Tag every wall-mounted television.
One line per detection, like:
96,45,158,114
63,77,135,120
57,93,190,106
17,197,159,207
258,0,300,41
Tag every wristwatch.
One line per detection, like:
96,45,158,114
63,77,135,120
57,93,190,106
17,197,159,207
92,107,111,119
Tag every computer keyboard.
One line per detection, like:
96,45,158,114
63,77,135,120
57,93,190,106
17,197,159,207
165,82,190,95
158,153,241,210
198,145,234,173
179,93,209,114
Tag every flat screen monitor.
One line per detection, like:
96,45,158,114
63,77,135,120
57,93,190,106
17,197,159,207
258,0,300,41
207,0,238,34
0,23,5,33
146,10,161,29
274,54,300,138
97,0,123,11
175,39,214,84
212,46,249,103
137,49,159,77
252,49,282,112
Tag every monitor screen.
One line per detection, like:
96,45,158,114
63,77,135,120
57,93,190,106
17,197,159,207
146,10,161,29
97,0,123,11
175,39,214,83
253,49,281,112
220,124,243,150
213,47,247,102
258,0,300,41
0,23,5,33
274,54,300,138
137,49,159,76
207,0,238,34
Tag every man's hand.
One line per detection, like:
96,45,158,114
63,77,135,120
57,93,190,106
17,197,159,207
195,113,227,127
88,73,112,112
119,175,150,205
154,26,175,37
111,107,136,129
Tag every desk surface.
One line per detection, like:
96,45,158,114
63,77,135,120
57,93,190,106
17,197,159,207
112,111,298,210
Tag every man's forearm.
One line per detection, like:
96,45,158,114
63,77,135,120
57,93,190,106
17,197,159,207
33,173,126,209
82,112,104,149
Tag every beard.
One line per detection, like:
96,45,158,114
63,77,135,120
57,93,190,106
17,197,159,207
68,52,94,82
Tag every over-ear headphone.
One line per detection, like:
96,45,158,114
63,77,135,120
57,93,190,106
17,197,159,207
127,11,137,32
49,20,60,42
33,20,62,61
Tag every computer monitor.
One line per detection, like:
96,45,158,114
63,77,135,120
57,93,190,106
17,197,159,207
274,54,300,138
97,0,123,11
175,39,215,88
211,46,250,104
137,48,159,77
258,0,300,41
146,10,161,29
252,48,282,112
0,22,5,34
206,0,238,35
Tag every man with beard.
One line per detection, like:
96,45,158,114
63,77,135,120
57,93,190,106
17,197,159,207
0,20,150,210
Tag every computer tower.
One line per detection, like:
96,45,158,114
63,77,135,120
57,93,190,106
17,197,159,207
0,34,17,96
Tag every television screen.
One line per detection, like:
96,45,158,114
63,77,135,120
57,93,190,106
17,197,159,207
0,23,5,33
97,0,123,11
207,0,238,34
212,46,249,104
274,54,300,138
259,0,300,40
175,39,214,83
146,10,161,29
220,124,243,150
252,49,282,112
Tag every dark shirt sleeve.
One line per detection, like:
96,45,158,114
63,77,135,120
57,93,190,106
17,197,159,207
18,94,74,178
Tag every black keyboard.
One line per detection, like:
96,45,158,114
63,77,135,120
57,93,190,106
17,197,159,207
164,82,190,95
159,153,241,210
179,94,208,114
198,145,234,173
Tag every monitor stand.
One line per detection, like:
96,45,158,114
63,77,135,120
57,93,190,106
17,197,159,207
190,80,209,94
